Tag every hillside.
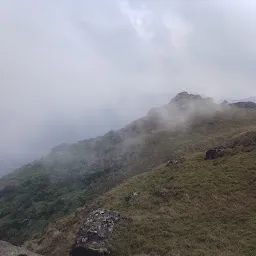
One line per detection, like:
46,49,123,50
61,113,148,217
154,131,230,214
104,149,256,256
1,92,256,246
25,131,256,256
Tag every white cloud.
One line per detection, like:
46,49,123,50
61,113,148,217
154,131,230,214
119,0,154,40
163,13,193,49
1,0,256,174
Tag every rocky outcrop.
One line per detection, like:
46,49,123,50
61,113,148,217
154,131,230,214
0,240,41,256
169,91,214,109
170,91,202,104
70,209,120,256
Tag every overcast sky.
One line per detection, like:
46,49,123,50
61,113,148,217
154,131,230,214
1,0,256,174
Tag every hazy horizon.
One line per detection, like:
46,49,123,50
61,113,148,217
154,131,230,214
1,0,256,175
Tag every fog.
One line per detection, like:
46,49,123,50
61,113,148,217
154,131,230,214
1,0,256,175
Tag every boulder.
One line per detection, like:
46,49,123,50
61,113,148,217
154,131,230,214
70,209,120,256
205,147,225,160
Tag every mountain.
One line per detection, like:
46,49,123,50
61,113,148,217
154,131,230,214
0,92,173,177
1,92,256,250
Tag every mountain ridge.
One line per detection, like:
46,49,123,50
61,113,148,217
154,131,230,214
1,92,256,247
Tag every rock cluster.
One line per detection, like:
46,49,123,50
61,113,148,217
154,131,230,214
70,209,120,256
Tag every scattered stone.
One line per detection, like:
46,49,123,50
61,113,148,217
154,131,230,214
70,209,120,256
165,157,185,166
124,192,139,202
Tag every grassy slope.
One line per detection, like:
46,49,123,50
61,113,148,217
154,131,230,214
104,151,256,256
25,131,256,256
2,106,256,246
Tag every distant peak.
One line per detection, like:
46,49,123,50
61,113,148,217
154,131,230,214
170,92,205,104
170,92,203,102
168,92,214,110
175,91,190,97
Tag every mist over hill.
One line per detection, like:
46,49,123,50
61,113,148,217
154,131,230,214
1,90,254,177
0,92,173,177
2,91,256,247
2,0,256,178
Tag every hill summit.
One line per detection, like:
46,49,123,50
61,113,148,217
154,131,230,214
169,91,213,106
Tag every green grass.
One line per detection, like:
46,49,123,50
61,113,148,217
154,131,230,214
102,151,256,256
2,106,256,248
25,146,256,256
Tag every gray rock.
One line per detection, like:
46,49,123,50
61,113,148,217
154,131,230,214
124,192,139,202
205,147,225,160
70,209,120,256
0,240,41,256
